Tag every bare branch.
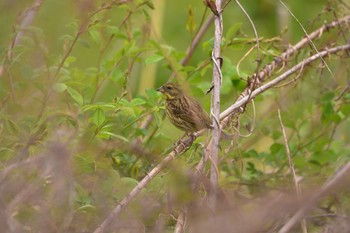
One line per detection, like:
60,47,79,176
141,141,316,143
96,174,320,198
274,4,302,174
246,15,350,92
174,208,187,233
235,0,261,111
279,0,335,80
220,43,350,121
209,0,224,210
278,109,307,233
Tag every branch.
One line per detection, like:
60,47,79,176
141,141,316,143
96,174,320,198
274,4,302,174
245,15,350,93
278,109,307,233
181,14,215,66
208,0,224,210
220,43,350,121
93,137,195,233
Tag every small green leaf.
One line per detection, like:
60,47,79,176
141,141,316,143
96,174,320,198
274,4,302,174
130,98,146,106
270,143,284,155
82,103,117,112
78,38,91,48
89,29,101,45
67,87,83,106
120,107,135,117
92,108,105,127
202,37,214,51
110,69,124,83
98,131,129,142
118,98,129,106
153,111,162,127
186,5,196,34
76,204,96,213
64,56,76,67
106,25,120,36
53,83,67,92
74,154,96,174
145,54,164,65
226,23,242,40
145,0,155,9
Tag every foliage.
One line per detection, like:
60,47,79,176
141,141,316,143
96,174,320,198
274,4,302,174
0,0,349,232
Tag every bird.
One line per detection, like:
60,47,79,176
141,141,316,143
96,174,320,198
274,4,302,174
156,82,211,134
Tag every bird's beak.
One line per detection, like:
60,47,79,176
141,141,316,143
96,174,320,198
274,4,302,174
156,86,164,93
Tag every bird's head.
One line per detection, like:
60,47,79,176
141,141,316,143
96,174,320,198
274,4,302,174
156,82,183,100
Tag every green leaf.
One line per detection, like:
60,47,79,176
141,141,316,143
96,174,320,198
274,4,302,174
76,204,96,213
97,131,129,142
74,154,96,174
82,103,117,112
186,5,196,34
270,143,284,155
221,76,232,95
67,87,83,106
202,37,214,51
89,29,101,45
63,56,76,67
110,69,124,83
106,25,120,36
145,54,164,65
321,102,340,123
145,0,155,9
129,98,146,106
117,98,129,106
226,23,242,40
120,107,135,117
77,38,91,48
92,108,105,127
153,110,162,127
53,83,67,92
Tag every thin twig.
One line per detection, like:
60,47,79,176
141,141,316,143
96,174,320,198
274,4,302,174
235,0,261,112
181,15,215,66
246,15,350,88
278,109,307,233
279,0,335,80
334,78,350,101
174,208,187,233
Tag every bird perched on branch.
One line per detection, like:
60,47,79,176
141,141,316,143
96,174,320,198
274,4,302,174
157,82,211,134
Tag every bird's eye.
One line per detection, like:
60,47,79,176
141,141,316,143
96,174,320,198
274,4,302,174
165,85,173,90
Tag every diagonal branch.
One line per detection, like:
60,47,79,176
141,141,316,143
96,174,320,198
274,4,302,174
245,15,350,94
220,43,350,121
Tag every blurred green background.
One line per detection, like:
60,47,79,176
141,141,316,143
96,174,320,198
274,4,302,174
0,0,350,232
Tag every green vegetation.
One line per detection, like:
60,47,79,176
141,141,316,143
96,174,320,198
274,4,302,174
0,0,349,232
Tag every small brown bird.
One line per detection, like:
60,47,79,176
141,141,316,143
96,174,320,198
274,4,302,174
157,82,211,133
